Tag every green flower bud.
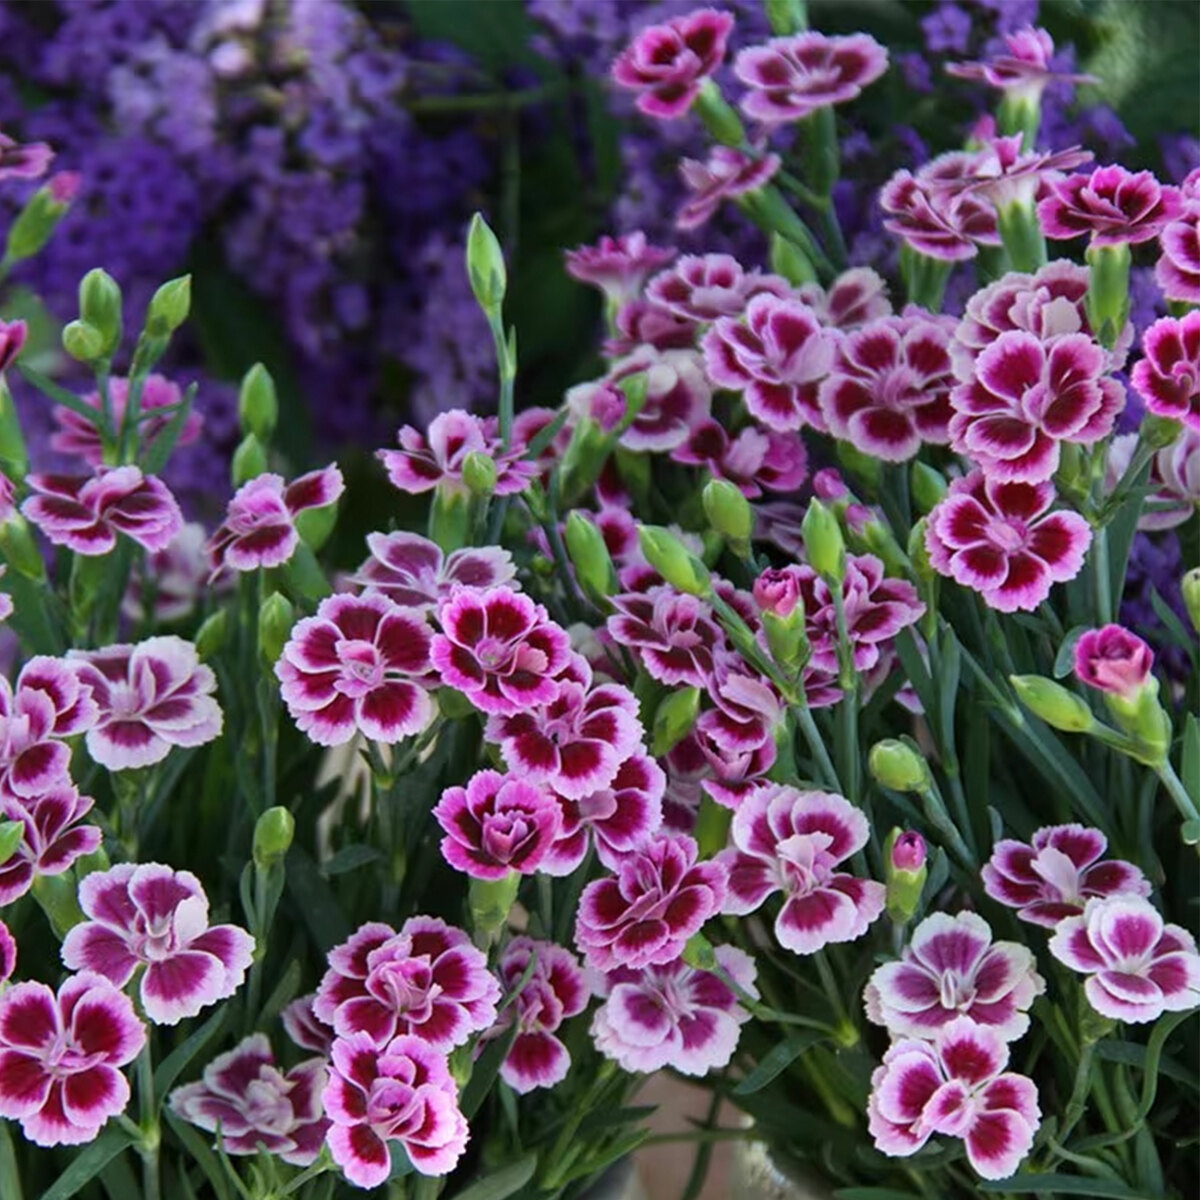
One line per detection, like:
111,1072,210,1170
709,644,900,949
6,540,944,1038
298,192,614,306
468,870,519,949
693,79,744,146
61,319,105,363
5,183,73,262
682,931,718,972
1141,414,1183,451
801,498,845,582
868,739,931,793
430,483,471,553
146,275,191,336
0,819,24,866
194,610,228,661
258,592,294,668
231,432,268,485
1085,243,1131,352
651,686,701,756
0,515,45,581
1104,678,1171,767
836,441,882,490
295,502,338,553
907,518,933,582
0,379,27,482
1183,567,1200,635
466,213,506,315
883,828,928,925
238,363,278,442
253,806,295,871
461,450,497,498
78,268,123,357
769,232,817,286
695,794,733,859
762,608,809,674
1010,675,1095,733
765,0,807,33
438,687,477,721
702,478,753,548
638,526,711,597
564,511,618,605
910,462,948,515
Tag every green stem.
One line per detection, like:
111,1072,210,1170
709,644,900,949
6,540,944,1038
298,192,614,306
1092,523,1112,626
678,1091,722,1200
1155,760,1200,826
137,1043,161,1200
793,701,841,792
1055,1038,1098,1150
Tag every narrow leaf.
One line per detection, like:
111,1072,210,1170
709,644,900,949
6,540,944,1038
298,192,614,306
163,1110,233,1200
142,382,198,475
323,844,382,875
41,1126,136,1200
733,1030,826,1095
448,1153,537,1200
461,1023,517,1119
154,1004,229,1098
980,1174,1156,1197
1182,713,1200,806
1053,627,1087,679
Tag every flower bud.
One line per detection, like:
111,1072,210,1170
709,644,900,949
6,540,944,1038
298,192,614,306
468,870,519,949
466,212,506,315
1183,567,1200,635
702,478,752,548
868,739,931,793
461,450,497,498
4,181,74,261
0,379,28,482
638,526,711,597
1141,413,1184,451
231,433,268,486
910,461,948,514
258,592,294,668
146,274,191,336
1072,625,1153,702
765,0,807,34
0,319,27,374
31,873,85,937
801,498,845,582
564,511,618,605
195,610,228,661
907,518,932,582
0,516,45,581
762,608,810,674
889,830,926,873
1103,678,1171,767
430,484,471,553
884,828,927,925
61,320,106,363
693,79,745,147
769,232,817,286
438,687,478,721
295,502,338,553
1084,242,1131,352
253,806,295,871
753,567,803,618
0,820,24,866
835,441,882,489
812,468,847,502
682,931,718,972
1009,675,1095,733
651,686,701,756
238,363,278,442
78,268,123,358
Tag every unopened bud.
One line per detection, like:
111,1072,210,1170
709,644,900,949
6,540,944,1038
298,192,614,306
762,609,809,674
703,478,753,548
1183,568,1200,635
1010,675,1095,733
682,931,718,972
801,498,845,582
461,450,497,498
253,806,295,871
1141,414,1184,451
1103,678,1171,767
468,870,519,949
31,872,85,937
430,484,470,553
238,364,278,442
231,433,268,486
78,268,122,357
195,610,228,661
869,739,931,793
693,79,745,147
753,567,803,618
836,441,882,490
638,526,711,597
466,212,507,315
651,686,701,756
438,687,477,721
0,379,27,482
5,181,74,261
146,275,191,336
910,462,948,514
890,829,926,873
258,592,294,668
295,502,338,553
564,511,618,605
61,320,105,363
0,820,24,866
884,828,928,924
908,518,933,582
769,232,817,286
1084,243,1131,352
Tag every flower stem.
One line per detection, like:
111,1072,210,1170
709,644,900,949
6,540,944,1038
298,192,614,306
136,1043,161,1200
1091,523,1113,626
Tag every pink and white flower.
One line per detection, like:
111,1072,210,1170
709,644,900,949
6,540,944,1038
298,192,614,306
703,293,835,432
734,32,888,124
868,1017,1040,1180
718,785,884,955
925,471,1091,613
646,254,789,324
575,834,726,971
0,132,53,180
1156,211,1200,303
122,522,213,625
605,299,699,356
434,769,562,879
677,147,780,230
351,532,516,611
607,586,722,687
207,465,343,577
61,863,255,1026
315,917,499,1050
1049,895,1200,1023
606,347,712,453
983,824,1150,928
881,160,1000,261
22,467,182,556
0,921,13,984
0,971,145,1147
947,25,1094,105
0,786,101,907
591,945,757,1075
282,994,334,1055
565,233,676,304
323,1033,468,1185
0,320,25,374
70,637,222,770
798,268,891,330
1039,165,1182,247
169,1034,329,1165
431,586,571,717
276,592,435,747
486,937,587,1094
1126,426,1200,530
1072,625,1155,700
864,911,1044,1041
671,419,808,497
1131,312,1200,430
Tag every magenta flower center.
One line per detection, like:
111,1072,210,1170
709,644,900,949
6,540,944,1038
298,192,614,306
370,957,438,1021
336,639,386,694
229,495,286,534
481,813,537,862
43,1031,98,1076
366,1078,419,1133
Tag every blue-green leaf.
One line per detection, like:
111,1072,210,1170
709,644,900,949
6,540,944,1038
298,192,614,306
448,1153,537,1200
41,1126,136,1200
733,1030,826,1095
154,1004,229,1097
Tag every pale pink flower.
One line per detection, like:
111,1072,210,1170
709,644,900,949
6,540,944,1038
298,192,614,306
606,347,712,453
677,147,780,230
351,532,516,611
646,254,790,323
0,132,53,180
1131,311,1200,430
61,863,255,1026
1039,165,1182,247
122,522,213,625
881,158,1001,261
564,233,676,304
604,298,699,356
1072,625,1154,700
0,786,101,907
797,268,891,329
947,25,1094,105
954,136,1093,212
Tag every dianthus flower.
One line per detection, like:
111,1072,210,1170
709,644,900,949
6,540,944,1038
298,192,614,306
646,254,789,323
881,160,1000,261
70,636,222,770
983,824,1150,928
1156,211,1200,303
22,467,182,556
323,1033,468,1185
169,1034,329,1165
276,592,435,747
718,785,884,955
207,465,343,577
431,586,572,716
607,586,722,687
865,912,1045,1042
0,971,145,1147
925,472,1091,613
604,347,713,453
61,863,255,1026
575,834,726,971
1050,896,1200,1023
1073,625,1155,700
734,32,888,124
0,320,24,374
0,132,52,180
1039,165,1183,247
1131,312,1200,430
610,8,734,119
350,532,516,611
946,25,1094,105
818,311,956,460
703,293,835,431
564,232,677,304
282,994,334,1056
0,786,101,907
677,147,780,230
671,419,808,497
1129,427,1200,530
953,136,1093,212
604,299,699,356
315,917,500,1050
868,1018,1040,1181
797,267,892,329
591,945,757,1075
485,938,588,1094
434,769,562,879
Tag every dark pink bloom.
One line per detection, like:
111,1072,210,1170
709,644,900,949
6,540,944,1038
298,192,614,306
71,636,222,770
1131,312,1200,430
485,938,587,1094
315,917,499,1050
602,347,712,453
1049,896,1200,1023
434,769,562,879
703,293,835,432
646,254,789,323
47,171,80,204
718,785,883,955
604,298,699,356
0,922,12,984
0,971,144,1147
351,532,516,611
591,945,756,1075
865,912,1044,1042
564,233,676,304
868,1018,1040,1180
431,586,571,716
575,834,726,971
1156,212,1200,303
276,592,435,748
947,25,1094,104
0,319,27,373
734,32,888,124
891,831,926,873
925,472,1091,613
22,467,182,557
818,311,956,460
753,565,804,617
881,160,1000,261
677,147,780,230
378,409,534,497
610,8,734,119
207,465,343,577
169,1034,329,1166
323,1033,468,1184
607,587,722,687
948,136,1092,212
0,786,101,907
51,374,202,467
1073,625,1154,700
0,131,53,180
1039,165,1183,247
542,752,666,875
948,330,1124,481
670,417,808,497
512,406,572,479
61,863,255,1026
983,824,1149,928
282,994,334,1055
797,268,892,329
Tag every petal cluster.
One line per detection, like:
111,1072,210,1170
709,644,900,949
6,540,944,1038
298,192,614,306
1131,312,1200,430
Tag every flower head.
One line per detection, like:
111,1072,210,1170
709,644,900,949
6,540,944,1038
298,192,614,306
565,233,676,304
1131,312,1200,430
671,419,808,497
646,254,789,324
1050,895,1200,1023
282,994,334,1056
1156,212,1200,303
677,147,780,230
169,1034,329,1165
351,532,516,612
946,25,1095,104
61,863,255,1026
0,319,28,373
983,824,1150,927
1072,625,1155,700
605,347,712,453
797,268,892,330
0,786,101,907
881,161,1000,261
607,587,722,688
122,523,213,625
0,132,53,180
865,912,1045,1042
1039,166,1183,247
